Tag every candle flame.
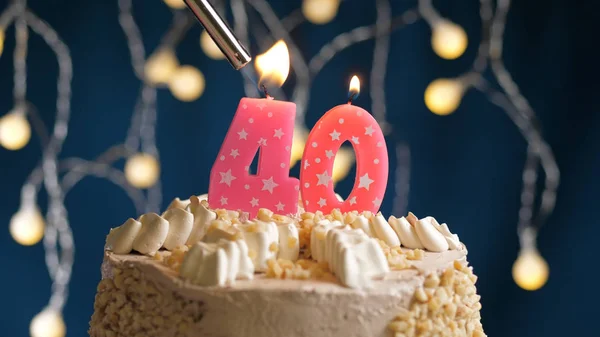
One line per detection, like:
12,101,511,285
255,40,290,88
348,75,360,101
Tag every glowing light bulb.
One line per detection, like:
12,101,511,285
144,48,179,85
168,66,206,102
332,147,355,184
424,78,464,115
512,248,549,291
9,207,45,246
163,0,187,9
431,20,468,60
200,30,225,60
302,0,340,25
290,127,308,168
0,110,31,150
125,153,160,189
30,309,66,337
0,30,5,56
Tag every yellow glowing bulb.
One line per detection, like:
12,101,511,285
163,0,187,9
9,207,45,246
431,20,468,60
302,0,340,25
145,48,179,85
168,65,206,102
290,127,308,168
0,111,31,150
424,78,464,115
512,249,549,291
255,40,290,88
200,30,225,60
332,147,355,184
125,153,160,189
30,309,66,337
0,30,5,56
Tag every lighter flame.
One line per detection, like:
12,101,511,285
349,75,360,97
255,40,290,88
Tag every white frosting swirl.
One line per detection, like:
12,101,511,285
180,239,254,286
133,213,170,255
388,216,424,249
105,218,141,254
370,213,401,247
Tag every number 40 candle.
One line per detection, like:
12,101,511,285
209,41,388,217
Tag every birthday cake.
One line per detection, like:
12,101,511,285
88,195,485,337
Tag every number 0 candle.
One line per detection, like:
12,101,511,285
300,76,389,213
208,41,299,217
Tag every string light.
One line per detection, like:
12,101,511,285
125,153,160,189
144,48,179,85
302,0,340,25
0,109,31,150
290,126,308,168
332,147,355,184
163,0,187,10
512,248,549,291
30,308,66,337
200,30,225,60
424,78,465,115
431,20,468,60
9,206,45,246
168,65,205,101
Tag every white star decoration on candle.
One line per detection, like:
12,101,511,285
316,170,332,186
250,197,259,207
230,149,239,158
372,197,382,207
325,150,334,159
238,129,248,140
349,196,357,205
273,128,284,139
275,202,285,211
329,130,341,141
258,138,267,146
220,196,228,205
358,173,374,190
304,160,310,169
351,136,360,144
262,176,279,194
219,169,237,186
365,125,375,136
256,102,267,110
318,198,327,207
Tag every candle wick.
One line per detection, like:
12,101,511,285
261,84,272,99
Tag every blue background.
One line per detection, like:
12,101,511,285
0,0,598,336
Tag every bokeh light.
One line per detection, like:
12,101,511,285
163,0,187,10
431,20,468,60
0,111,31,150
290,126,308,168
144,48,179,85
512,248,550,291
200,30,225,60
168,65,206,101
332,147,355,184
30,308,66,337
125,153,161,189
9,207,45,246
302,0,340,25
424,78,464,115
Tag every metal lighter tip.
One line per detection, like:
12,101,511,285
184,0,252,70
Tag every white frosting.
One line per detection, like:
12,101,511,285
276,222,300,261
436,222,461,250
161,208,194,250
350,215,373,236
166,197,191,211
105,218,142,254
414,217,449,252
186,197,217,244
180,239,254,287
311,219,344,262
325,227,389,288
133,213,170,256
370,213,401,247
388,216,424,249
235,221,279,271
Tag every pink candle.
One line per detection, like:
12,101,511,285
300,76,388,214
208,98,299,218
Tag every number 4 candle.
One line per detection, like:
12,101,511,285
208,41,299,218
300,76,389,214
